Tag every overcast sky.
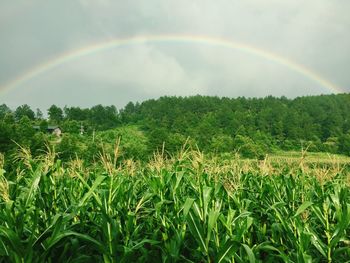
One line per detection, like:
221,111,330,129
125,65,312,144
0,0,349,111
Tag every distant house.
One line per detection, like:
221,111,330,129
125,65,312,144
33,125,62,136
48,126,62,136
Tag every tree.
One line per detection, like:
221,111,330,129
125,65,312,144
338,133,350,156
15,116,36,147
0,120,14,152
30,132,48,156
210,134,234,153
36,108,43,120
147,127,168,153
166,133,188,153
64,106,88,121
14,104,35,121
39,119,49,133
48,105,63,123
0,104,11,120
56,134,80,161
233,135,265,159
89,105,119,130
3,113,15,125
120,102,136,123
61,120,80,134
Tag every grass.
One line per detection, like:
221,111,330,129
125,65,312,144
0,146,349,262
268,150,350,164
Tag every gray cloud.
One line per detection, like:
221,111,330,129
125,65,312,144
0,0,349,111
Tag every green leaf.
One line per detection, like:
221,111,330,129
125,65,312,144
202,186,212,218
232,211,252,224
187,211,207,253
330,204,350,247
78,175,106,207
255,242,288,260
183,198,195,217
0,239,8,256
294,201,313,217
25,164,43,207
46,231,104,251
302,253,312,263
206,206,221,246
127,239,160,252
207,207,220,235
34,213,72,250
242,244,255,263
217,240,238,263
0,226,24,257
312,206,326,227
309,230,327,258
174,171,184,192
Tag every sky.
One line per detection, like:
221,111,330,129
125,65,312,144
0,0,349,111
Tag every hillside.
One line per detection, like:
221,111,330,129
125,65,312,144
1,93,350,164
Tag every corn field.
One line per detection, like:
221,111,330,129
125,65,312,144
0,147,349,263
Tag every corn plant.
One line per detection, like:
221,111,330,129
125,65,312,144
0,148,349,262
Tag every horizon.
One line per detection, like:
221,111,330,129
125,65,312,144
2,92,348,113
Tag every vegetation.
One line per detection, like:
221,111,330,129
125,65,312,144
1,93,350,167
1,93,350,261
0,146,349,262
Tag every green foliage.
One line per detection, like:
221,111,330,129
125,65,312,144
89,104,119,130
14,104,35,121
56,134,82,161
211,134,234,153
117,94,350,156
64,106,89,121
0,121,14,153
233,135,266,159
48,126,149,162
15,116,36,147
48,105,63,124
35,108,43,120
338,133,350,156
61,120,80,134
0,150,349,262
0,104,11,119
147,127,169,153
322,137,339,154
167,133,188,153
96,125,149,160
39,119,48,133
1,93,350,161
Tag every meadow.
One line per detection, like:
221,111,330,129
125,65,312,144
0,145,349,262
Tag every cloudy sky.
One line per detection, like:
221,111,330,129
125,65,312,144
0,0,349,110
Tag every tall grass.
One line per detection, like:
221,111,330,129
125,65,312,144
0,147,349,262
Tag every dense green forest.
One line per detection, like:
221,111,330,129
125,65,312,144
1,93,350,166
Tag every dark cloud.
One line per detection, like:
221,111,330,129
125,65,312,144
0,0,349,110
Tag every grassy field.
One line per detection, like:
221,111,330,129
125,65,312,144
268,151,350,164
0,146,349,262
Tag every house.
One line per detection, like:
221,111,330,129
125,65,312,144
48,126,62,137
33,125,62,136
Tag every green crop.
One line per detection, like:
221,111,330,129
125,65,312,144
0,147,349,262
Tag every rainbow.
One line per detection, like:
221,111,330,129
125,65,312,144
0,34,344,95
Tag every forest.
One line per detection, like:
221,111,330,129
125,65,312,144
1,93,350,166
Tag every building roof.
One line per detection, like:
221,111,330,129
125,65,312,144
48,125,61,130
33,125,61,130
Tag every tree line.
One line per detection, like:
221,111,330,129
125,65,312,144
1,93,350,164
120,94,350,157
